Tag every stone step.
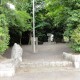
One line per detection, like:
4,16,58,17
17,66,80,73
20,59,73,68
17,59,80,73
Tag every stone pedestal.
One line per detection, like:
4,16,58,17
63,52,80,68
0,59,15,77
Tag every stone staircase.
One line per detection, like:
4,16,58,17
17,44,80,73
17,58,79,73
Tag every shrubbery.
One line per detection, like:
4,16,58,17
0,14,9,54
71,25,80,52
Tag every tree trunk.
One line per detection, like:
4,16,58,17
20,32,22,45
28,32,32,45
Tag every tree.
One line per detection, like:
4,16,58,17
45,0,80,51
1,0,32,45
44,0,66,42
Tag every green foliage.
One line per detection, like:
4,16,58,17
36,22,49,29
64,26,73,38
1,1,32,45
14,0,31,12
0,14,9,54
45,0,80,52
71,25,80,52
45,0,66,26
14,11,31,31
4,8,31,32
15,0,32,32
0,0,80,50
62,0,80,52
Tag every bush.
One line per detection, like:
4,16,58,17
71,25,80,52
0,14,10,54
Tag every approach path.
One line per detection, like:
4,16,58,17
2,43,80,80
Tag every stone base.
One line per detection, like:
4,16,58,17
63,52,80,68
0,66,15,77
0,60,15,77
